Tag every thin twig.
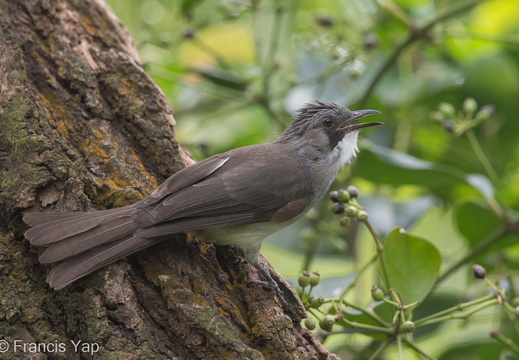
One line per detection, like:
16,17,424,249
357,0,486,108
364,219,391,289
437,227,509,283
403,338,438,360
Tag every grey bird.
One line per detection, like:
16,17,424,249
24,101,382,292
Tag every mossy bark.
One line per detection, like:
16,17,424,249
0,1,339,359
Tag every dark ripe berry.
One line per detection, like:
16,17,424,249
316,15,334,28
329,191,340,203
476,105,495,120
442,120,455,133
182,28,194,39
472,264,486,279
363,33,378,50
347,185,359,198
332,202,345,214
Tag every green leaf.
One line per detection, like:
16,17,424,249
453,200,501,246
382,227,442,304
356,144,499,202
355,144,464,190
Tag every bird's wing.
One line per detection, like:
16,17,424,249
136,143,314,232
143,156,229,205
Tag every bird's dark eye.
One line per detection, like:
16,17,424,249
322,117,333,127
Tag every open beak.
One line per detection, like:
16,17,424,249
339,109,383,133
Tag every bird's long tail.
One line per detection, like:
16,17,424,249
23,207,162,289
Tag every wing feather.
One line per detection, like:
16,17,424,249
137,143,314,228
144,156,229,205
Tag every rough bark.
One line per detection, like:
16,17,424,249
0,1,339,359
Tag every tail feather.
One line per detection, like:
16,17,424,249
46,235,163,290
23,207,131,226
23,211,89,226
25,207,137,245
38,216,138,264
23,208,166,289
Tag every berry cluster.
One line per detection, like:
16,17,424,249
329,186,368,227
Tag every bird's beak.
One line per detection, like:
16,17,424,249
339,109,383,133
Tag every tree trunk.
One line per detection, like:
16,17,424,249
0,1,339,359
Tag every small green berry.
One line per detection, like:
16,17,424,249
339,216,351,227
337,189,351,203
310,296,325,309
357,210,368,222
438,102,455,117
371,286,385,301
309,271,321,287
319,315,336,332
304,317,317,330
463,97,478,115
298,271,311,288
402,320,415,333
345,206,358,218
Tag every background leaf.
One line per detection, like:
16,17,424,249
453,201,501,246
355,144,464,193
383,227,442,304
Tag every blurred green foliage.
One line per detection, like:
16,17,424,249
106,0,519,358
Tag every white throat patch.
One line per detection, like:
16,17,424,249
334,131,360,168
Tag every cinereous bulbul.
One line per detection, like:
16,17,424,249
24,101,382,292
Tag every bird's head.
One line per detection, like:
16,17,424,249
277,101,382,165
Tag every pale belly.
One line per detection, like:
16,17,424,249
193,220,296,264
